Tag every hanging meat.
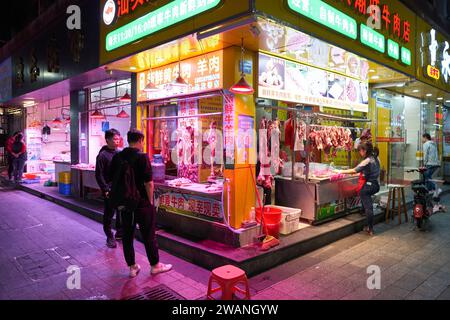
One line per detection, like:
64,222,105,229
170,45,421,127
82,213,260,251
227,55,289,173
257,117,274,189
176,126,198,182
294,119,306,151
308,126,354,160
206,121,218,179
160,123,170,164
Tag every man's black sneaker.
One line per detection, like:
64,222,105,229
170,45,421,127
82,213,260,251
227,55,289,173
106,237,117,248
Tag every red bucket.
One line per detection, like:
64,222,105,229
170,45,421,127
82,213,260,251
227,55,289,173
265,222,281,239
255,207,282,224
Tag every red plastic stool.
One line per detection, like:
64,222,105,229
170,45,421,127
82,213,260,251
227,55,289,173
207,265,251,300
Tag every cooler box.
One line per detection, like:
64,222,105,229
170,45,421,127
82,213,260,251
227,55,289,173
265,205,302,235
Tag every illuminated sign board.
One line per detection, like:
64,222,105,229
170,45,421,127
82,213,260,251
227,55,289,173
360,24,385,53
387,39,400,60
106,0,221,51
400,47,412,66
137,51,223,101
427,65,440,80
258,53,369,112
287,0,357,40
287,0,412,66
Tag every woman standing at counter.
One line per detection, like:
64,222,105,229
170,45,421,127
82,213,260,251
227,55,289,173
335,142,380,236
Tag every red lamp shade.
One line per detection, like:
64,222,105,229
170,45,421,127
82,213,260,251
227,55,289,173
143,81,160,92
230,76,254,95
116,109,130,118
52,117,63,125
171,75,189,87
91,109,105,119
120,91,132,102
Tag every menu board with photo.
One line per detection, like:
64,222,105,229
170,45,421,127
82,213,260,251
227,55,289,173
258,54,285,90
345,53,361,78
285,61,308,94
327,73,346,101
257,52,369,112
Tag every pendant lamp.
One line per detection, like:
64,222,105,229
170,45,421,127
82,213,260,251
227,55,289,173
172,41,188,88
91,109,105,119
230,38,254,95
120,90,131,102
143,56,160,93
116,107,130,118
52,117,62,125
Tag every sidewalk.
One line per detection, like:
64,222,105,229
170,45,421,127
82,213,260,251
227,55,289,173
0,186,210,300
1,183,450,300
250,196,450,300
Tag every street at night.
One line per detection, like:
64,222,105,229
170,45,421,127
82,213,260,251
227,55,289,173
0,0,450,314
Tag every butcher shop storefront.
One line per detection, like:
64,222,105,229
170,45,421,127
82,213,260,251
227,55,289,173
98,0,449,273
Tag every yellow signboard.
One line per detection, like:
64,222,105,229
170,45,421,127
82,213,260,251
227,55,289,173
255,0,417,77
137,50,223,102
427,65,440,80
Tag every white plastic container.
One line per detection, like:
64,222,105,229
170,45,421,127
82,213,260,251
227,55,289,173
265,205,302,235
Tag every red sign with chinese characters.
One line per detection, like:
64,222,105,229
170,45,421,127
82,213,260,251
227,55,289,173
117,0,151,19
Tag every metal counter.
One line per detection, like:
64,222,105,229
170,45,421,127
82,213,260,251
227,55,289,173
275,175,361,224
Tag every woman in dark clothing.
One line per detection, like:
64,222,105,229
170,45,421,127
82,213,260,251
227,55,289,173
11,133,27,183
335,142,380,236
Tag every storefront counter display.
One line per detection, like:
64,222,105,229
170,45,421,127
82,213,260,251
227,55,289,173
275,173,360,225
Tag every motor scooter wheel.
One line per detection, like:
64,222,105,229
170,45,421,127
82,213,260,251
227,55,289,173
416,218,423,230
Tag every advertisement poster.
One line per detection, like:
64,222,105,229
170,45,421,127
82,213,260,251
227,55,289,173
258,52,369,112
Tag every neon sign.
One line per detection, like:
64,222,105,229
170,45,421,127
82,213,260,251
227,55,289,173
422,29,450,84
105,0,221,51
287,0,358,40
360,24,384,53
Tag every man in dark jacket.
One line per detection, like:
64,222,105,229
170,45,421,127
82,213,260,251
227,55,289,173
95,129,123,248
110,129,172,278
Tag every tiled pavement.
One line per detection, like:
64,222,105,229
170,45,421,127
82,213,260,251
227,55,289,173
252,196,450,300
0,185,210,300
1,182,450,300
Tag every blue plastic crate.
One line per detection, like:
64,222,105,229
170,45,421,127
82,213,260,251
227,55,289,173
58,183,71,196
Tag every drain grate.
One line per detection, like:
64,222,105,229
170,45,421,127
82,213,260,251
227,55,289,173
124,285,186,301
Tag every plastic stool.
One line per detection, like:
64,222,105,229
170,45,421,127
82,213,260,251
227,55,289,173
207,265,251,300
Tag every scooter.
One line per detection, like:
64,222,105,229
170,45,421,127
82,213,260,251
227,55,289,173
407,168,434,230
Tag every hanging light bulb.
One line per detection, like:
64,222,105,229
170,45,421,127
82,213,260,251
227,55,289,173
230,38,254,95
120,90,132,102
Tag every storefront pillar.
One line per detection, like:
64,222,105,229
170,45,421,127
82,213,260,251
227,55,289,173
131,73,137,129
222,46,257,229
70,89,87,165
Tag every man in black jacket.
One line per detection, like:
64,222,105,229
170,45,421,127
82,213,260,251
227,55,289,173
95,129,123,248
110,129,172,278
